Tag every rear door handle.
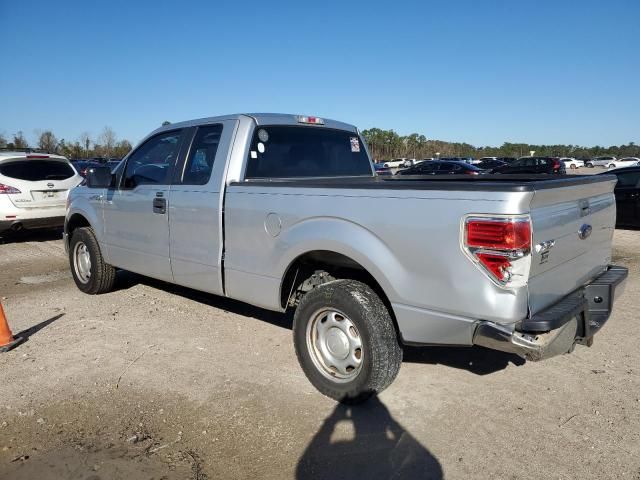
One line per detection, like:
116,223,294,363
153,197,167,214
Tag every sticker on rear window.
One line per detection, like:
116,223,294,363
250,151,258,159
350,137,360,153
258,142,265,153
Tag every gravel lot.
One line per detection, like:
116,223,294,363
0,199,638,479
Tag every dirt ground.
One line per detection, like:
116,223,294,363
0,224,639,480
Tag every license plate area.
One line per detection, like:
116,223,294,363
32,190,63,200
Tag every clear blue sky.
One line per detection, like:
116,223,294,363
1,0,638,148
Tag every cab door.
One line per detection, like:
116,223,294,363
102,129,185,282
168,120,237,294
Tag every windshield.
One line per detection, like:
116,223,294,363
245,126,373,179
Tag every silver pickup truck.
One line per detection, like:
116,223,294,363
65,113,627,403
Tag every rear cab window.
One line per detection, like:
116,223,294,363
0,159,75,181
244,126,373,179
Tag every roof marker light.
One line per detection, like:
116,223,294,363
296,115,324,125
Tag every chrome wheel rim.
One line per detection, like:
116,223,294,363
73,241,92,284
306,308,363,382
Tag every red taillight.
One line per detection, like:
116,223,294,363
552,159,561,170
466,219,531,251
475,253,512,281
463,216,532,285
465,170,479,175
0,183,21,194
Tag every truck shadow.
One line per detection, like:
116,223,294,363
403,345,525,375
114,271,524,376
113,270,293,330
296,395,443,480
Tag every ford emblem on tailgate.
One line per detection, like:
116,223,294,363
578,224,592,240
47,183,54,188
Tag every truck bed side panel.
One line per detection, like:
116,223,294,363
224,185,533,344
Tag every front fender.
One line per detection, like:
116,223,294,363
65,193,105,256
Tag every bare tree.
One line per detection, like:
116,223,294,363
78,132,92,158
98,126,117,157
12,131,28,149
0,132,6,148
38,130,58,153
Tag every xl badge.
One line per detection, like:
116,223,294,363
535,240,555,264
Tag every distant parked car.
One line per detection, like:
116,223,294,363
72,160,103,178
492,156,566,175
606,157,640,169
561,157,584,169
497,157,517,164
402,158,418,168
598,166,640,227
586,156,616,168
0,151,82,234
374,163,393,176
382,158,407,168
476,158,507,170
396,160,483,176
477,156,498,164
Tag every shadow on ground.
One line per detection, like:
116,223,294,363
113,270,293,331
13,313,65,344
403,344,525,375
296,396,442,480
113,271,525,376
0,228,63,245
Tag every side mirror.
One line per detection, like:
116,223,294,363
86,166,113,188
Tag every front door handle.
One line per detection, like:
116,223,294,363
153,197,167,214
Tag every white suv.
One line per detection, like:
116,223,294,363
0,151,82,234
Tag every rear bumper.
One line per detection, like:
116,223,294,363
473,265,628,361
0,216,65,233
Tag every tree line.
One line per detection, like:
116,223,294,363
361,128,640,161
1,125,638,162
0,127,133,160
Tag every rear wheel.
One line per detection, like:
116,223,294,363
608,163,616,169
586,162,594,168
69,227,116,294
570,163,577,169
293,279,402,404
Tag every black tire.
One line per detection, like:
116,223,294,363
293,279,402,404
586,162,594,168
69,227,116,294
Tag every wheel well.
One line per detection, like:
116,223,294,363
280,250,398,331
67,214,91,236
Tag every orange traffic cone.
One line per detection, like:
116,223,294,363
0,301,23,353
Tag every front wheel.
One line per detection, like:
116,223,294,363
608,164,616,169
570,164,577,169
586,162,594,168
293,279,402,404
69,227,116,294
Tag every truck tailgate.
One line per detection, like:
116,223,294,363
528,176,617,315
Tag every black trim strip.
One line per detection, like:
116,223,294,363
229,174,615,193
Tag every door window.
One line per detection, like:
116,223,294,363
122,130,182,188
616,171,640,187
181,125,223,185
